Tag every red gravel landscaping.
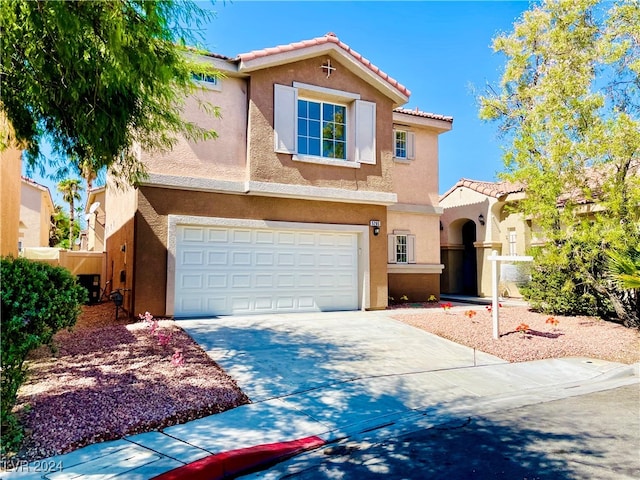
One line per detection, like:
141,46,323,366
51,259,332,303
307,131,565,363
13,303,249,462
392,305,640,364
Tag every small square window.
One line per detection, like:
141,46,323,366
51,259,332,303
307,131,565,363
192,72,221,91
395,235,408,263
395,130,407,159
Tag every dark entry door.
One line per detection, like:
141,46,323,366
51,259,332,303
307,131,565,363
461,220,477,295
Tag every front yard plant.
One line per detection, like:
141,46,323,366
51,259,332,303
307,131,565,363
1,257,86,455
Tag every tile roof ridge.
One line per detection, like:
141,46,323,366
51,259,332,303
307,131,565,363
237,33,410,98
394,107,453,122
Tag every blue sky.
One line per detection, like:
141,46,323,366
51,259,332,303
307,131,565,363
24,0,530,208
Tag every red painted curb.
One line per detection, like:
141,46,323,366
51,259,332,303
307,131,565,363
151,435,326,480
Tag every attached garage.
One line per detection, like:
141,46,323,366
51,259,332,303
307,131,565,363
167,217,368,317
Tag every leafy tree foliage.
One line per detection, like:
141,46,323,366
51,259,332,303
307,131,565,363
479,0,639,326
1,0,219,185
49,204,80,249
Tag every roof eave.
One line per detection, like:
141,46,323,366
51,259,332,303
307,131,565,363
393,111,453,133
238,43,409,106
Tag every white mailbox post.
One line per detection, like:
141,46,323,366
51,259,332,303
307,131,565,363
487,250,533,339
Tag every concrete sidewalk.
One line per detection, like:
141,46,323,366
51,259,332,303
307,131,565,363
2,310,638,479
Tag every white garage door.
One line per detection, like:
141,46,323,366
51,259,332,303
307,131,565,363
174,225,359,317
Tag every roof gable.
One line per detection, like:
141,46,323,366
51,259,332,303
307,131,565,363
237,33,410,106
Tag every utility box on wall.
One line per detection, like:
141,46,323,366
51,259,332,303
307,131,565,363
77,274,101,304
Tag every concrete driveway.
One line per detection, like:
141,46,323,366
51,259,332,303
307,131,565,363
6,309,637,480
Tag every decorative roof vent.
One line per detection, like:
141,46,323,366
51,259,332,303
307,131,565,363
325,32,337,37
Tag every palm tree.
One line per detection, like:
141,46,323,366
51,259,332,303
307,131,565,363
609,247,640,289
80,158,98,192
57,179,83,249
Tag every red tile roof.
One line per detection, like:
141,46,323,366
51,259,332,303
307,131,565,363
394,107,453,123
237,33,411,98
440,178,524,201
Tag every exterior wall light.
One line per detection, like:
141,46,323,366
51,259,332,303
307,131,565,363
373,226,380,236
478,214,485,226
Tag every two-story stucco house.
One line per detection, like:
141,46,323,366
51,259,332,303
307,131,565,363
105,34,452,317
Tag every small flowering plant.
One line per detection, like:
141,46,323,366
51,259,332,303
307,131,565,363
440,302,453,311
515,323,530,337
546,317,559,327
400,295,409,302
464,310,477,319
172,348,185,366
138,311,185,366
427,294,438,303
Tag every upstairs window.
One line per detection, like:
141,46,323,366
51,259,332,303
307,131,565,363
192,72,221,91
298,99,346,160
274,83,376,166
393,129,415,160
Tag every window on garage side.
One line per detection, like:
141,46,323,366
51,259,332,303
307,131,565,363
387,232,416,264
274,83,376,165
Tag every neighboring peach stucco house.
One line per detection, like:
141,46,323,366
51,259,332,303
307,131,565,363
105,33,452,317
19,177,55,252
439,178,530,299
84,186,106,252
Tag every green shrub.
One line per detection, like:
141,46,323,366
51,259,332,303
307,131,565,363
522,243,613,318
1,256,86,455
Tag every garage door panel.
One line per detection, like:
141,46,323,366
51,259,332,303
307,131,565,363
298,273,315,288
276,273,295,288
277,232,296,244
277,252,295,266
255,252,274,266
181,274,203,289
207,274,227,288
255,274,274,288
208,229,228,242
256,231,275,244
182,227,205,242
208,251,228,265
182,251,203,265
232,251,252,265
175,225,358,316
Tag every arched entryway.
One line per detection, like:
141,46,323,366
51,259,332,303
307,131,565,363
461,220,477,295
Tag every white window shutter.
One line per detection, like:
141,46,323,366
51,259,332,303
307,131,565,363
387,235,396,264
355,100,376,164
407,132,415,160
274,84,297,154
407,234,416,264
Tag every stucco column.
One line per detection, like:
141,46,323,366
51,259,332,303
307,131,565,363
473,241,502,297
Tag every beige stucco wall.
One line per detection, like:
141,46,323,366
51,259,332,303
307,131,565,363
87,188,106,252
133,186,388,316
104,180,138,315
1,146,21,256
105,181,137,237
141,75,248,182
391,119,448,207
387,212,440,265
20,181,54,248
246,55,394,193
